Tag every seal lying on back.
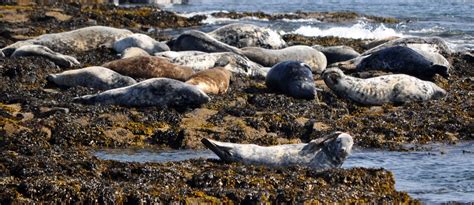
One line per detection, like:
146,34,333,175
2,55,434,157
170,30,244,55
322,68,447,105
208,23,287,49
162,52,266,77
12,45,80,68
1,26,133,56
312,45,360,65
202,132,353,169
242,46,327,73
102,56,194,81
113,33,169,55
185,67,232,94
266,61,317,100
47,66,136,90
73,78,210,108
356,46,450,79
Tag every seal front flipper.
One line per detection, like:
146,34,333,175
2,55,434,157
201,138,234,163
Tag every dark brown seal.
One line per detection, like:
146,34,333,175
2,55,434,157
101,56,194,81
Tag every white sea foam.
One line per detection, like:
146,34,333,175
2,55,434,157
280,18,321,23
291,21,404,39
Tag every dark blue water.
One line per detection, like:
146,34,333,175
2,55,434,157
95,142,474,204
162,0,474,51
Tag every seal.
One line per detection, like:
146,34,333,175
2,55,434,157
113,33,170,55
363,36,451,56
208,23,287,49
312,45,360,65
164,52,266,77
154,50,206,59
265,61,317,100
11,45,80,68
73,78,210,108
120,47,150,59
101,56,194,81
202,132,353,169
1,26,133,56
242,46,327,73
170,30,244,55
356,46,450,79
46,66,136,90
322,67,447,105
185,67,232,94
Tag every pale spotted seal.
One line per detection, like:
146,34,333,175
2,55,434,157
202,132,353,169
154,50,206,59
208,23,287,49
73,78,210,108
170,30,244,55
101,56,194,81
11,45,80,68
266,61,317,100
185,67,232,94
322,67,447,105
113,33,169,55
46,66,136,90
312,45,360,65
242,45,327,73
164,52,266,77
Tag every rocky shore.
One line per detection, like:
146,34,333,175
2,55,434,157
0,3,472,203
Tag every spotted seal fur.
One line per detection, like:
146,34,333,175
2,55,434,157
202,132,353,169
322,67,447,105
208,23,287,49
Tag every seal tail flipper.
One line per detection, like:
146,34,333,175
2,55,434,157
72,95,96,105
432,64,450,79
201,138,234,163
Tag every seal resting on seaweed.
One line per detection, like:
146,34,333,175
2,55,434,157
12,45,80,68
73,78,210,108
101,56,194,81
185,67,232,94
266,61,317,100
322,67,447,105
202,132,353,169
242,45,327,73
162,51,266,77
47,66,136,90
170,30,244,55
208,23,287,49
335,46,450,79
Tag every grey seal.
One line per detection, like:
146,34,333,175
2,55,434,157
322,67,447,105
185,67,232,94
113,33,170,55
202,132,353,169
242,45,327,73
101,56,194,81
1,26,133,56
356,46,450,79
11,45,80,68
312,45,360,65
164,52,266,77
208,23,287,49
47,66,136,90
266,61,317,100
73,78,210,108
170,30,244,55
